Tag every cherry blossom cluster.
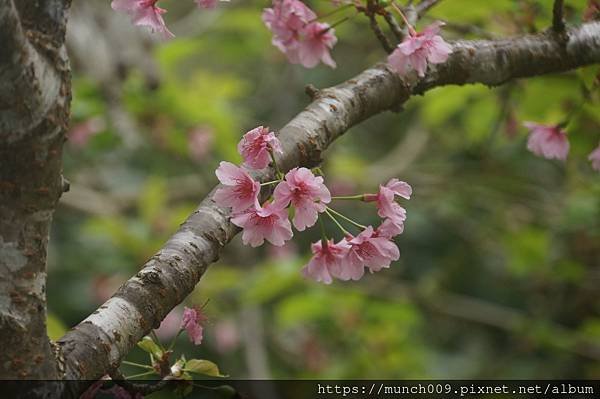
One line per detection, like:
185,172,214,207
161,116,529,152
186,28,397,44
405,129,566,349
387,21,453,78
215,126,412,284
111,0,228,39
262,0,338,68
522,122,600,171
381,16,600,173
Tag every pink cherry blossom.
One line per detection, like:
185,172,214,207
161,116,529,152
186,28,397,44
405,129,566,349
274,167,331,231
231,201,293,247
364,178,412,224
524,122,570,161
302,239,350,284
237,126,283,169
375,218,404,239
588,143,600,171
262,0,316,52
182,306,208,345
388,21,452,77
340,227,400,280
196,0,228,9
262,0,337,68
295,22,337,68
111,0,174,39
214,161,260,212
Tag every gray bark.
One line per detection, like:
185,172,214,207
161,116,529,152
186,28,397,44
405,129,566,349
56,21,600,394
0,0,71,384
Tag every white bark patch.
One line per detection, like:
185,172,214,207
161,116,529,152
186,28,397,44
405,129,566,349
28,272,46,300
83,297,143,363
0,238,27,272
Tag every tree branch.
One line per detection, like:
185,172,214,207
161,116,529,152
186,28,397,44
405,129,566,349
57,22,600,394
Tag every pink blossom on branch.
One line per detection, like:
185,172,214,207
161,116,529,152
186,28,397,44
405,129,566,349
214,161,260,212
262,0,316,48
295,22,338,68
231,202,293,247
274,167,331,231
388,21,452,77
524,122,570,161
182,307,208,345
364,178,412,225
339,226,400,280
111,0,174,39
589,143,600,171
375,218,404,239
262,0,337,68
302,239,350,284
238,126,283,169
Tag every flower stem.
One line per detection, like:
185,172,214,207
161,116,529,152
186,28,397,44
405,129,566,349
122,361,154,370
326,206,367,230
328,15,353,30
331,194,364,200
125,370,156,380
324,208,351,236
318,216,328,241
391,1,416,34
261,179,281,186
167,329,183,352
200,298,211,309
309,3,354,23
150,330,165,352
268,150,283,179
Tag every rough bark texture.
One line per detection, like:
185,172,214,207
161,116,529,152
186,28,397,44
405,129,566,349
0,0,71,383
56,21,600,394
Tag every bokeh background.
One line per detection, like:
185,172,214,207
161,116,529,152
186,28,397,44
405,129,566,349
48,0,600,381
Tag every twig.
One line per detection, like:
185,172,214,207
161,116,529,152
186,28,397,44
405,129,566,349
553,0,566,32
109,369,173,396
366,0,394,53
383,11,404,42
368,13,395,53
415,0,443,17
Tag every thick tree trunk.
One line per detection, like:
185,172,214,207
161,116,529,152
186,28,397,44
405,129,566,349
0,0,71,382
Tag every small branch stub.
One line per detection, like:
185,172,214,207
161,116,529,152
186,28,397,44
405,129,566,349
553,0,566,32
305,84,321,100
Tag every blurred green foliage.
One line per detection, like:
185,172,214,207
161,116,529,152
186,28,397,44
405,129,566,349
48,0,599,382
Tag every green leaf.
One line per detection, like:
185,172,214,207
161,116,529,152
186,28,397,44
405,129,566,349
137,336,163,359
184,359,226,377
